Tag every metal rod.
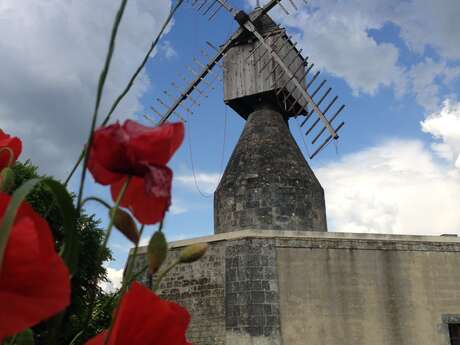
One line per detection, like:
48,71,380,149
304,90,333,136
309,122,344,159
209,2,223,20
259,38,290,73
158,2,288,124
176,78,201,106
256,35,288,70
285,62,314,113
276,56,308,95
187,66,213,87
311,104,345,144
299,82,327,126
253,33,287,64
311,80,326,98
197,0,210,11
203,0,217,15
276,1,290,14
162,90,176,102
193,58,222,82
287,0,298,10
306,70,320,88
268,44,300,79
150,105,163,117
143,114,158,125
201,48,224,69
214,0,237,15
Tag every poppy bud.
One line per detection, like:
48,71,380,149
0,167,15,193
148,231,168,274
178,243,208,264
110,208,140,244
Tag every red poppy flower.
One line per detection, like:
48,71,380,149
88,120,184,224
0,193,70,340
0,129,22,169
86,282,192,345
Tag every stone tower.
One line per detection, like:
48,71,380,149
214,13,327,233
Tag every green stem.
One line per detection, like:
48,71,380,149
81,196,112,210
63,0,185,186
0,147,14,168
81,177,130,338
75,0,129,215
9,334,17,345
100,178,131,261
153,259,180,291
103,224,145,345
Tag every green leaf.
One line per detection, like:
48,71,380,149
42,179,79,275
0,178,43,269
0,177,79,275
13,328,34,345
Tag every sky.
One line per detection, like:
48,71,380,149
1,0,459,291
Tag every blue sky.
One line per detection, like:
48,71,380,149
1,0,459,289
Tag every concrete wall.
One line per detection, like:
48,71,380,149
131,230,460,345
276,237,460,345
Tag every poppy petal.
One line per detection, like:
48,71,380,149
110,172,171,225
88,123,134,182
0,129,22,169
126,121,184,166
85,282,191,345
0,195,70,337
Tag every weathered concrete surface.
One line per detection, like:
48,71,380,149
214,107,327,234
132,230,460,345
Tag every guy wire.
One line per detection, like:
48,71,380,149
186,119,213,198
295,116,311,158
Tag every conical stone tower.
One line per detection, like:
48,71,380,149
214,104,327,233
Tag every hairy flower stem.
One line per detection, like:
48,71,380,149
81,177,131,338
104,223,146,345
75,0,129,216
63,0,185,187
81,196,113,211
153,259,180,291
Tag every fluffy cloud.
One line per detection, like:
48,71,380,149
421,99,460,168
176,172,221,195
392,0,460,60
279,1,406,96
407,59,460,111
0,0,171,179
99,266,123,292
317,139,460,235
252,0,460,107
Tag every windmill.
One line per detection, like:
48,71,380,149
151,0,347,233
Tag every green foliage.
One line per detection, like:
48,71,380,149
11,161,115,344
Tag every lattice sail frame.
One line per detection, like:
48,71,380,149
151,0,346,159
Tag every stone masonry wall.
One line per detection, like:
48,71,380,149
132,244,226,345
224,239,281,345
131,231,460,345
214,106,327,234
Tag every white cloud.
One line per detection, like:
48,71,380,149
421,99,460,168
318,139,460,235
392,0,460,60
0,0,171,179
99,265,123,292
407,59,460,111
176,172,221,194
251,0,460,107
159,40,177,59
170,203,188,215
280,3,406,96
